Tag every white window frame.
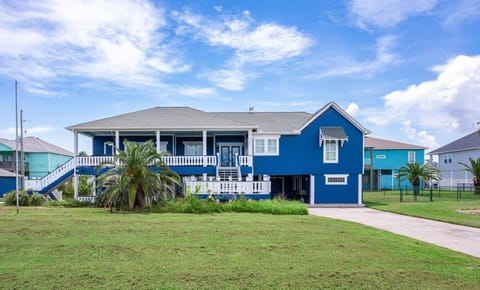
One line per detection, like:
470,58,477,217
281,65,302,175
323,139,338,163
183,141,203,156
408,151,416,163
253,135,280,156
158,141,168,152
324,174,348,185
443,153,452,164
376,154,386,159
103,142,114,155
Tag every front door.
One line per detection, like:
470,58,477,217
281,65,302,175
220,145,242,167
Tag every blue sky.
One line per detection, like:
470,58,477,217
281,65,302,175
0,0,479,154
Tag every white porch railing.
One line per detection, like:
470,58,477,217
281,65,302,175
238,155,253,167
186,181,271,194
76,196,96,202
24,158,75,191
77,156,114,166
76,155,217,167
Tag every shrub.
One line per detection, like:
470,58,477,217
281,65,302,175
46,200,93,207
3,190,30,206
30,193,45,206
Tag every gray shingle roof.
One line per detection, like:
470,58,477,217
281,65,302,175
365,136,427,150
0,168,16,177
67,102,370,136
211,112,312,134
0,137,72,156
67,107,255,132
428,131,480,154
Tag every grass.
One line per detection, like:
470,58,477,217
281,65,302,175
364,190,480,228
1,207,479,289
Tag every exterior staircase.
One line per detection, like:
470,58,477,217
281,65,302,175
217,167,240,181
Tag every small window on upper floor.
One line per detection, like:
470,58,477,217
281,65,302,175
324,140,338,163
442,153,453,164
408,151,416,163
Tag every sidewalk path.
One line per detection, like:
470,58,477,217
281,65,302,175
308,207,480,258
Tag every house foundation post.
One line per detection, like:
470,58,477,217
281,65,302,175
73,131,78,200
309,174,315,205
156,130,161,153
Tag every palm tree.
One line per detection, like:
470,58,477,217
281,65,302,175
398,162,439,200
97,140,180,210
459,157,480,194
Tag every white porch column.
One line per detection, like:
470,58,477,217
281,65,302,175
358,174,362,205
309,174,315,205
202,130,207,167
115,131,120,154
73,131,78,200
156,130,161,153
247,129,253,156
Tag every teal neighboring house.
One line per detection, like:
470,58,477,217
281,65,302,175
0,137,72,179
363,136,427,190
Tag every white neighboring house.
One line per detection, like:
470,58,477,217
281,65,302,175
428,131,480,189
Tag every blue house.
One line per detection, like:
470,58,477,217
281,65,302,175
24,102,370,205
0,168,16,198
363,136,427,190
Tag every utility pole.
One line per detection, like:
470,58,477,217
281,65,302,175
20,109,25,189
15,80,19,214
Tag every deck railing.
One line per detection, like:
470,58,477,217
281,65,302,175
186,180,271,194
24,158,74,191
76,155,218,167
238,155,253,167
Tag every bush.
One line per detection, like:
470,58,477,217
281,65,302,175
3,190,30,206
152,196,307,215
30,193,45,206
46,200,93,207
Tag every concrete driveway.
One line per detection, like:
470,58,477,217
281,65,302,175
309,207,480,258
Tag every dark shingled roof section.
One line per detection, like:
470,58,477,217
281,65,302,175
365,136,427,150
429,131,480,154
320,127,348,140
0,137,72,156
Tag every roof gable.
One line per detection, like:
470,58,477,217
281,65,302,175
429,131,480,154
299,102,370,134
365,136,427,150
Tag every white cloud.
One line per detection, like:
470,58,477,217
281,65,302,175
173,9,312,90
0,126,55,139
307,35,397,78
401,120,438,148
176,87,217,98
213,5,223,12
364,54,480,147
442,0,480,26
349,0,437,28
345,103,359,117
0,0,188,95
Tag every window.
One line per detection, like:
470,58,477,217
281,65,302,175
158,142,168,152
376,154,386,159
104,142,114,155
443,153,453,164
408,151,416,163
184,142,203,156
255,139,265,154
254,136,279,155
267,139,277,154
325,174,348,185
323,140,338,163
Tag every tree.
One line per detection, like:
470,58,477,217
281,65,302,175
97,140,180,210
459,157,480,194
398,162,439,200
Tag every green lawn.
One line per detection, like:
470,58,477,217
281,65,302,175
364,190,480,228
1,207,479,289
